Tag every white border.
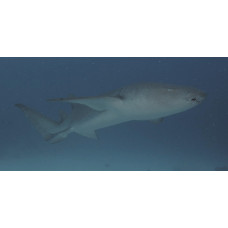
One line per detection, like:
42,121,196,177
0,172,227,228
0,0,228,227
0,0,227,57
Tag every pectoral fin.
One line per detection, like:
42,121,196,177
75,129,98,140
150,118,164,124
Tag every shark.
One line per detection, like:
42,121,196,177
15,83,206,143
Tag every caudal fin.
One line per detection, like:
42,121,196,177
15,104,69,143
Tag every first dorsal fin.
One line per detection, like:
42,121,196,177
48,96,122,111
66,94,78,110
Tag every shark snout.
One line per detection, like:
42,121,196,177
191,90,207,104
198,91,207,101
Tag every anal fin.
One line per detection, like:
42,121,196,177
75,129,98,140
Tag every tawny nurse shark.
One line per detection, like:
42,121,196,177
15,83,206,143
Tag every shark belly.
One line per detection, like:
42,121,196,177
71,110,130,138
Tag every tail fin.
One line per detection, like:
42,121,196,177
15,104,69,143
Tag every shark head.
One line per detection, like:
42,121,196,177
117,83,207,119
160,86,207,112
144,84,207,118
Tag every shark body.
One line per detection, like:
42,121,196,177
16,83,206,143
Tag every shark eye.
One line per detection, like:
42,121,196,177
191,97,199,102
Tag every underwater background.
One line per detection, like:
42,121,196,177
0,57,227,171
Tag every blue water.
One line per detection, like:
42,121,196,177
0,57,227,171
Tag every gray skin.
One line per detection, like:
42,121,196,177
16,83,206,143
